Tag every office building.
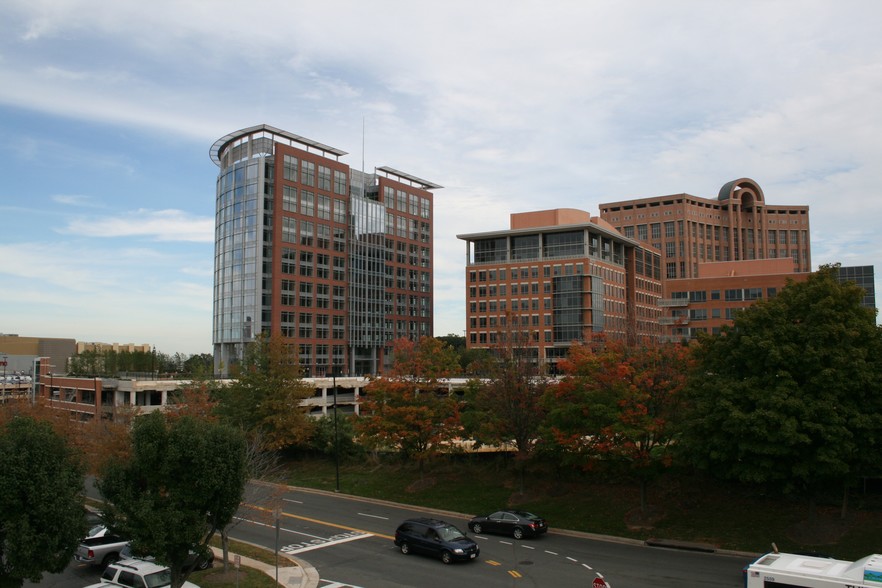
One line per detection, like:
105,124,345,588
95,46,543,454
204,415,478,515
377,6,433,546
457,209,662,372
598,178,815,340
210,125,439,377
598,178,811,280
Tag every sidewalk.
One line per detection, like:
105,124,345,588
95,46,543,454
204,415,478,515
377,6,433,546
210,546,320,588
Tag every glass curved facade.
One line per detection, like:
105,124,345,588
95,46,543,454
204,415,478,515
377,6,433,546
213,154,263,371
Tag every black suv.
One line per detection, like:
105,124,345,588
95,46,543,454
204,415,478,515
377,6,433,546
394,518,479,564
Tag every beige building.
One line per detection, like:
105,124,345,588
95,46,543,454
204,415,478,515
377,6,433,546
598,178,811,280
458,208,662,373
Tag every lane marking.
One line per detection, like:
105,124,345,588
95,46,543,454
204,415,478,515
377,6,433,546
245,503,394,540
582,563,594,571
485,560,502,567
234,515,325,540
522,545,535,550
357,512,389,520
284,498,303,504
508,570,522,578
282,531,371,555
545,550,559,555
567,556,578,563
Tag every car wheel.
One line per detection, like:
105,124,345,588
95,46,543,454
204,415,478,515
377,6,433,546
400,542,410,555
102,552,120,567
471,523,482,534
513,527,524,540
441,550,453,564
197,556,212,571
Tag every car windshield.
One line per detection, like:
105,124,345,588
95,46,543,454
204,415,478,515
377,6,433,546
437,525,466,542
144,569,172,588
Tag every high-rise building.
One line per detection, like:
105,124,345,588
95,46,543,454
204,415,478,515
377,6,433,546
598,178,814,341
457,209,662,372
210,125,440,377
598,178,811,280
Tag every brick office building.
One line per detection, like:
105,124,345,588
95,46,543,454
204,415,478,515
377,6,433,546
598,178,813,341
457,209,662,373
210,125,440,377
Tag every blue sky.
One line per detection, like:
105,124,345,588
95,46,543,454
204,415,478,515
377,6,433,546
1,0,881,356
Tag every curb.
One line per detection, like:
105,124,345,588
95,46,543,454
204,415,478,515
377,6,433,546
209,544,320,588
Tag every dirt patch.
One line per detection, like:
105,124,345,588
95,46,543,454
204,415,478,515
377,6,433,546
406,476,436,493
624,505,666,531
787,513,853,546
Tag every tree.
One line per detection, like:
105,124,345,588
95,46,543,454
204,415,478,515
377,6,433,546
541,335,689,511
306,414,362,460
680,265,882,514
214,334,315,450
182,353,214,377
98,412,247,588
461,321,548,493
0,416,86,588
355,337,462,474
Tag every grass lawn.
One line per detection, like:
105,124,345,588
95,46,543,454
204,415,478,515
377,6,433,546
284,454,882,560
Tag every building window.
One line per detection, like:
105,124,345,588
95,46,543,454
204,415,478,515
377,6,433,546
317,195,331,220
283,154,298,182
282,217,297,243
333,170,347,195
301,160,315,186
300,191,314,216
318,165,331,191
283,186,297,212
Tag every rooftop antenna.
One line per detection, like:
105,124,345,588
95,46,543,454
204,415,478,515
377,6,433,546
361,116,366,198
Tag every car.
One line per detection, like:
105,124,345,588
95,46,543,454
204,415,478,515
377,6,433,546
84,558,199,588
468,509,548,539
394,517,479,564
119,543,214,571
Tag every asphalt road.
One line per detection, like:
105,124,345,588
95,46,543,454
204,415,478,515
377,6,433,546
232,484,755,588
37,480,756,587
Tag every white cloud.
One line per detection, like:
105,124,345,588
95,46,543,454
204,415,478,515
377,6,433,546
62,210,213,243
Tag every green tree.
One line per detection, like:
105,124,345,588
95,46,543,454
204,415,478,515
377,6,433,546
355,337,462,474
306,414,362,460
462,322,548,492
182,353,214,376
98,412,247,588
680,265,882,514
0,417,86,588
214,334,315,450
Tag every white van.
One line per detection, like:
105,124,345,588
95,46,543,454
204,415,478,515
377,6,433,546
744,551,882,587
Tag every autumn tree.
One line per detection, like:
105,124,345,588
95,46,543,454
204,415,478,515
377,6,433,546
461,317,548,492
99,412,247,588
541,335,690,511
214,333,315,450
0,416,86,588
355,337,462,474
680,265,882,515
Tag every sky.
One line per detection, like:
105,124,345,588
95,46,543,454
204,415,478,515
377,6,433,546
1,1,881,357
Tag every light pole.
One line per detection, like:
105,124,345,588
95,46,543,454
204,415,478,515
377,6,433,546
332,365,340,493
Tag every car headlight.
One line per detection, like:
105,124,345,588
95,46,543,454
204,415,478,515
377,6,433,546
454,548,464,554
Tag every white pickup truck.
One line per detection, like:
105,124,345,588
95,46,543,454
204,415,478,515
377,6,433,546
84,558,199,588
74,527,129,567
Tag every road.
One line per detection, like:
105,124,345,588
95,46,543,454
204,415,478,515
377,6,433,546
231,483,755,588
44,479,755,587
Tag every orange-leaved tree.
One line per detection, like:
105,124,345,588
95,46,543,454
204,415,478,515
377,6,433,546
542,334,691,512
355,337,462,475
